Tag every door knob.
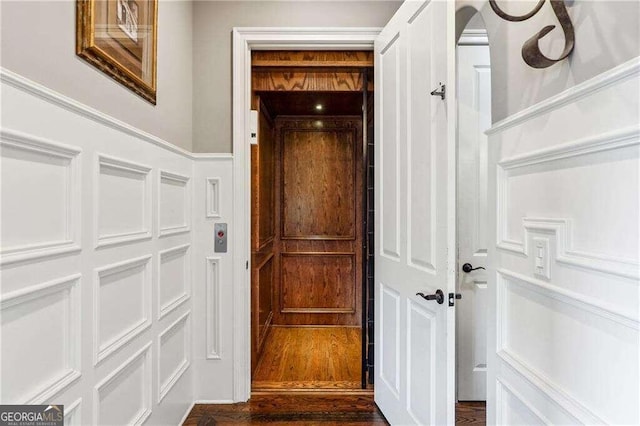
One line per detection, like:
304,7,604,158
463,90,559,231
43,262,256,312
461,263,485,273
416,289,444,304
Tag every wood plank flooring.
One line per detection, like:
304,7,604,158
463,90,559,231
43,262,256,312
182,394,486,425
179,325,489,424
252,326,362,390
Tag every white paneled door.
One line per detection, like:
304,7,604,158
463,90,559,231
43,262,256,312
456,42,491,402
374,0,456,424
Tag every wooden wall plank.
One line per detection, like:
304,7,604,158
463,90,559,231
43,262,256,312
252,50,373,67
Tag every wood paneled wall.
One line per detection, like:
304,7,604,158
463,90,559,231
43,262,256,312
273,117,363,326
251,98,276,373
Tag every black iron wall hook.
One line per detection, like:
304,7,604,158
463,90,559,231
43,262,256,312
489,0,575,69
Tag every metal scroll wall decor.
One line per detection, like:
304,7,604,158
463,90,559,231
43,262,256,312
489,0,575,69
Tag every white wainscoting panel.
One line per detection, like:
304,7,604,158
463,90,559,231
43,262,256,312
158,311,191,402
205,257,221,360
487,57,640,426
94,342,152,426
192,157,234,402
159,170,191,237
1,68,196,424
205,177,221,218
96,154,152,248
94,255,152,365
63,398,82,426
0,130,81,265
158,244,191,320
0,274,81,404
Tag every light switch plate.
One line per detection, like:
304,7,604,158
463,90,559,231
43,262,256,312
214,223,227,253
533,237,550,279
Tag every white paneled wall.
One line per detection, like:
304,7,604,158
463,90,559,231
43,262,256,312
0,69,233,425
487,58,640,425
191,158,234,402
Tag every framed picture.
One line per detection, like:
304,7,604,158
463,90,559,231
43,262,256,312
76,0,158,104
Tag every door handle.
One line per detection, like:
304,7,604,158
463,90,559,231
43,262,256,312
461,263,485,273
416,289,444,304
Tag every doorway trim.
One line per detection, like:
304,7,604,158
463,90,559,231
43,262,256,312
231,27,381,402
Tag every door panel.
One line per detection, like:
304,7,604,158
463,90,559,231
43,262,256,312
375,1,455,424
457,43,491,401
274,117,363,326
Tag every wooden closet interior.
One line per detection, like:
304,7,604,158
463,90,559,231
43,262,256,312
250,51,374,391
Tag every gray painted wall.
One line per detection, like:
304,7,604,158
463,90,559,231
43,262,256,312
1,0,194,151
2,1,637,153
457,0,640,123
192,0,402,153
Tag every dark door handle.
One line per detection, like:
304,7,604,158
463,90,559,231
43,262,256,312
416,289,444,304
462,263,486,273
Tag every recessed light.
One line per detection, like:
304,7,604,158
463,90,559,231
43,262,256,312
315,104,323,111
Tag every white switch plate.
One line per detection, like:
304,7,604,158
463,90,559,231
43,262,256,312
533,237,550,279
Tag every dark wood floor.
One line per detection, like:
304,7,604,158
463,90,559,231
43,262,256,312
252,326,362,390
183,393,486,425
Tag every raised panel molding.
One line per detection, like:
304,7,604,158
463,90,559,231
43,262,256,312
93,342,152,426
158,244,191,320
206,257,221,360
95,154,152,248
0,129,81,265
406,299,436,425
94,255,152,365
487,56,640,136
158,311,191,403
406,10,437,275
0,274,81,404
205,177,221,218
497,351,604,425
496,269,637,424
495,377,551,425
379,283,400,399
159,170,191,237
496,126,640,279
64,398,82,426
280,253,356,314
379,32,401,262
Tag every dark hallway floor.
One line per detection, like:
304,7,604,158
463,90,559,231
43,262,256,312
182,393,486,425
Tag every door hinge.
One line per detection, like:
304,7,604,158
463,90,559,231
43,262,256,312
448,292,462,307
246,260,249,270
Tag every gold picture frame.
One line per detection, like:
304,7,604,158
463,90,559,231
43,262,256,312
76,0,158,104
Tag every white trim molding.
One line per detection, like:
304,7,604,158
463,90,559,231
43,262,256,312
158,311,191,403
0,274,82,404
93,342,153,426
486,56,640,136
95,154,153,248
0,129,82,265
457,29,488,46
231,26,380,402
158,244,191,320
93,255,153,365
158,170,192,237
205,256,221,360
205,177,221,218
496,126,640,279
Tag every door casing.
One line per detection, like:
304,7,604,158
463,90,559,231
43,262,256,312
232,28,381,402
